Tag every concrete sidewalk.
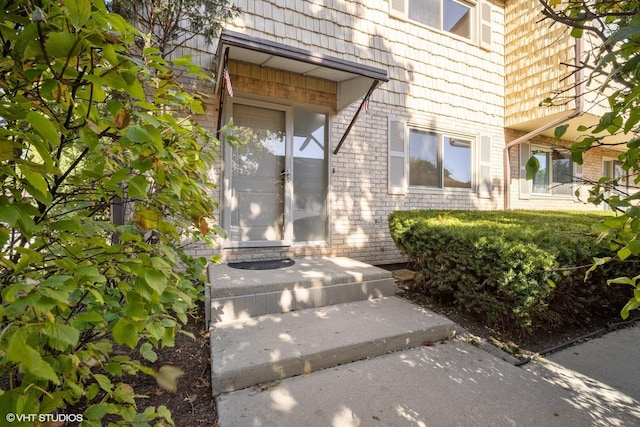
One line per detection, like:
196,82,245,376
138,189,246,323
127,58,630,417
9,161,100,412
543,324,640,400
216,323,640,427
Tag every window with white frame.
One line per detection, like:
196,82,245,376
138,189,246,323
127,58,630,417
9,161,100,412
388,117,491,196
410,0,472,39
531,146,573,196
603,159,633,193
389,0,492,48
409,129,472,189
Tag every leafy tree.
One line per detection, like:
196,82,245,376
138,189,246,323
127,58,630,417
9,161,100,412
537,0,640,318
109,0,241,58
0,0,221,424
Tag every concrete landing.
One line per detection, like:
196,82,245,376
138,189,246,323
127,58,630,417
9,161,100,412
206,257,395,323
210,296,456,395
217,340,640,427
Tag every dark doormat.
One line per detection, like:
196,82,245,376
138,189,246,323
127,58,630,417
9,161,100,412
227,259,295,270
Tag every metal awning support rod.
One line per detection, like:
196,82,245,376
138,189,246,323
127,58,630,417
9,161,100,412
333,79,379,155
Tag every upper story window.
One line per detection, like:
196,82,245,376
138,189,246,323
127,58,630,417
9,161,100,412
408,0,472,39
390,0,491,49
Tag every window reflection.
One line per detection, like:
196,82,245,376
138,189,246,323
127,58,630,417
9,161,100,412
293,109,327,243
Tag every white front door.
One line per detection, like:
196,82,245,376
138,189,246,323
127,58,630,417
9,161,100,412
223,99,328,247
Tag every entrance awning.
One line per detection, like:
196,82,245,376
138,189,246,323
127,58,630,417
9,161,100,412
215,30,389,154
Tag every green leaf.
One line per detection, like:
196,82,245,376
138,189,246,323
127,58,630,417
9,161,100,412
127,175,149,199
72,310,104,328
7,332,60,384
525,156,540,180
19,164,50,202
42,322,80,350
144,269,168,295
0,227,8,249
127,79,146,100
65,0,92,28
44,31,78,58
570,27,583,38
93,373,113,393
625,109,640,134
554,124,569,139
85,403,111,421
190,99,205,115
27,111,60,146
607,24,640,46
14,247,43,273
628,138,640,149
140,342,158,362
85,383,100,401
607,276,638,287
0,204,20,226
617,246,632,260
620,297,640,320
112,319,139,348
145,321,165,342
124,299,148,319
608,115,623,135
124,125,152,143
79,126,100,149
113,383,136,404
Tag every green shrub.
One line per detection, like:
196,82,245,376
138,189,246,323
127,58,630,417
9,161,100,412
389,210,631,330
0,1,219,424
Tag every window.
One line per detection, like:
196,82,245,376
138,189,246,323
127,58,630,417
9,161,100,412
388,118,489,195
531,147,573,196
409,129,472,189
408,0,472,40
603,159,632,194
390,0,491,48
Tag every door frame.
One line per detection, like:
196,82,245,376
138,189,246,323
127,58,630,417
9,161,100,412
222,97,294,248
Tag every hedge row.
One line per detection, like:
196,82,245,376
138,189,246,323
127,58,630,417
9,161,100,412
388,210,632,330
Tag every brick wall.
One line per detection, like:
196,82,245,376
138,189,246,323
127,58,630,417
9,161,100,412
227,60,337,111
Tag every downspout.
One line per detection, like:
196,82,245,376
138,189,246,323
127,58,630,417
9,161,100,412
503,37,585,210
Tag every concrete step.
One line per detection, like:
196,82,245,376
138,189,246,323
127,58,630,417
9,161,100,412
205,257,395,323
209,296,456,395
216,342,615,427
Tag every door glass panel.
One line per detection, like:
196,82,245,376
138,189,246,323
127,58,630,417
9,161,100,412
293,110,327,242
230,104,286,242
